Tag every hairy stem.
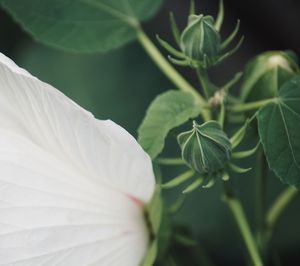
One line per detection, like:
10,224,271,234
136,29,210,120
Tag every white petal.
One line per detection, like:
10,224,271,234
0,53,155,265
0,52,155,202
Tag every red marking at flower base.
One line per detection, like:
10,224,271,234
127,194,144,208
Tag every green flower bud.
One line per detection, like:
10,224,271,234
240,51,299,102
177,121,231,175
180,15,221,63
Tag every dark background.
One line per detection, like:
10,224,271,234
1,0,299,265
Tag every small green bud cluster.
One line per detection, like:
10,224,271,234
157,0,243,69
177,121,231,186
176,119,259,189
180,15,221,66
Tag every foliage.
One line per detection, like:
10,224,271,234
1,0,300,265
138,90,202,159
258,76,300,187
0,0,162,52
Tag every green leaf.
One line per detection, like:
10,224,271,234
258,76,300,187
0,0,162,52
138,90,202,159
178,121,232,174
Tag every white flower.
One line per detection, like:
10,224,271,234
0,52,155,265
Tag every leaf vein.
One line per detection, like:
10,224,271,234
278,104,300,170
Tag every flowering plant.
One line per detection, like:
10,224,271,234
0,0,299,265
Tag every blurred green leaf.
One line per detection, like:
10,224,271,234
258,76,300,187
1,0,162,52
138,90,202,159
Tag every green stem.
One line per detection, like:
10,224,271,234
196,67,214,99
266,186,298,240
136,29,210,121
229,98,276,113
255,150,267,253
155,157,185,165
223,189,264,266
218,103,225,128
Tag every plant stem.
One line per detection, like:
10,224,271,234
136,30,196,96
155,157,185,165
196,67,214,99
266,186,298,240
136,29,210,120
218,103,225,128
255,150,267,252
229,98,276,113
223,188,264,266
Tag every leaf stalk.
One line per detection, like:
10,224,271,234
136,29,211,121
229,98,276,113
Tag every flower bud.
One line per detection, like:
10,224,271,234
180,15,221,63
240,51,298,102
177,121,231,175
